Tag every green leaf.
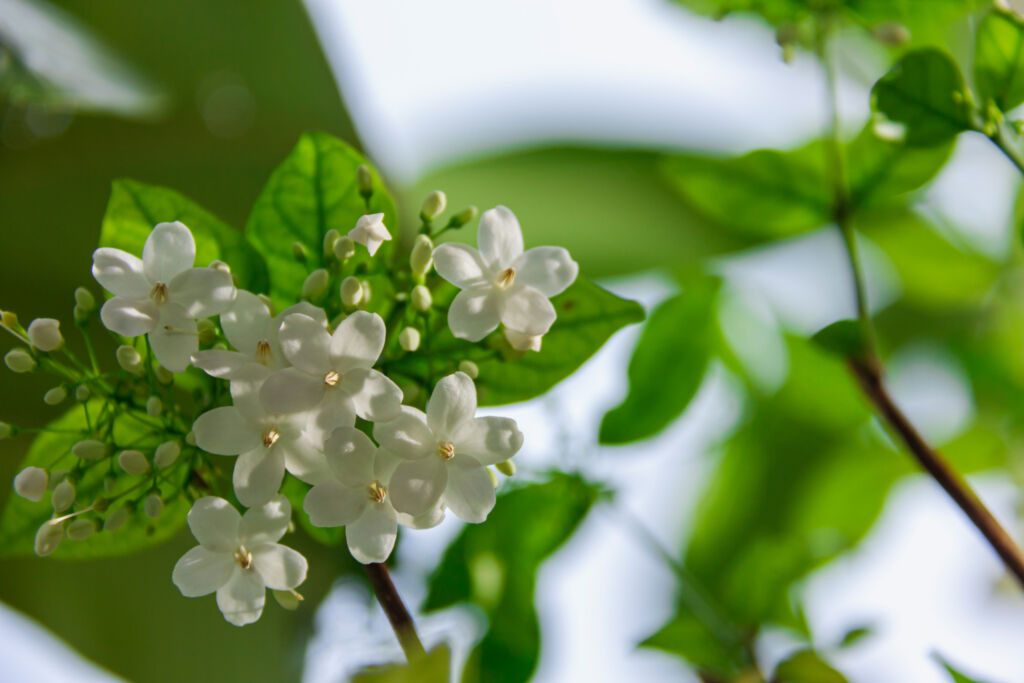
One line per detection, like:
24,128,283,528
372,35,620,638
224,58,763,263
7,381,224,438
423,474,600,683
352,645,451,683
774,650,849,683
641,609,751,678
934,653,991,683
845,126,953,210
245,131,396,307
811,320,867,360
0,403,189,558
600,280,719,444
838,624,874,648
100,179,269,293
975,9,1024,113
872,49,973,147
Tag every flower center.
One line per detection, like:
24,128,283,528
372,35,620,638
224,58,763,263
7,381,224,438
438,441,455,461
496,268,516,289
255,340,272,364
323,370,340,387
233,546,253,570
150,282,169,304
367,481,387,503
262,428,280,448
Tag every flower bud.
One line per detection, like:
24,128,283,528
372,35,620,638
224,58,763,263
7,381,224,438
487,467,499,489
103,507,129,532
301,269,329,300
74,287,95,312
873,21,910,46
146,396,162,417
92,496,109,513
449,205,478,228
43,386,67,406
360,281,372,303
144,493,163,519
411,285,432,313
210,260,231,275
154,441,180,468
50,470,69,487
356,164,373,199
323,229,340,257
458,360,479,379
5,348,36,373
75,385,90,402
496,460,516,476
103,475,117,496
399,327,421,352
155,366,174,384
72,440,107,461
52,480,75,512
292,241,309,263
0,421,11,439
27,318,63,352
196,319,217,345
185,431,197,446
118,450,150,476
1,311,20,332
116,345,143,374
273,589,303,610
67,519,95,541
34,521,64,556
73,304,88,324
14,467,48,502
334,236,356,262
340,277,364,308
410,235,434,278
420,190,447,221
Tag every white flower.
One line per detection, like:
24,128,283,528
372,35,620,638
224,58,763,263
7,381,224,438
432,206,578,342
192,291,327,380
27,318,63,352
172,496,307,627
92,221,236,372
348,213,391,256
13,467,48,502
374,372,522,522
259,311,402,425
192,365,329,506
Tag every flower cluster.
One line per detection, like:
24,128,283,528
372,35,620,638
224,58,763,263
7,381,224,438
4,199,575,627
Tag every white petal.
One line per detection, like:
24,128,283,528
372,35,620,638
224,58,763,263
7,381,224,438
143,221,195,283
512,246,578,297
277,301,328,328
389,457,447,516
191,349,252,380
453,416,523,466
193,407,259,455
397,504,446,530
346,503,397,564
340,368,402,423
443,459,495,523
187,496,242,551
228,363,272,423
233,448,286,507
349,213,391,255
478,205,523,269
427,372,477,439
100,297,158,337
149,303,198,372
172,546,234,597
329,311,385,372
222,290,273,352
216,568,265,626
281,438,332,485
278,313,331,375
324,427,377,485
308,393,357,436
500,285,556,336
251,544,307,590
373,406,433,460
92,248,149,298
260,368,325,415
239,494,292,546
304,481,366,527
448,287,501,342
504,327,542,352
433,243,488,288
169,267,236,319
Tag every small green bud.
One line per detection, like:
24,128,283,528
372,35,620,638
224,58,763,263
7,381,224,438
67,519,95,541
5,348,36,373
103,507,129,532
146,396,162,417
50,470,70,487
340,277,364,308
487,467,499,489
92,496,109,513
399,327,421,352
301,269,329,300
155,366,174,385
144,493,163,519
116,345,143,375
356,164,373,199
73,304,88,324
74,287,95,312
186,431,197,446
411,285,432,312
118,449,150,476
273,589,303,610
410,234,434,278
43,386,67,406
334,236,356,262
458,360,479,379
420,190,447,221
495,460,516,476
323,229,341,257
872,21,910,46
292,241,309,263
449,205,478,228
72,440,107,461
1,311,19,332
197,319,217,345
103,476,117,496
34,521,64,557
52,480,75,512
155,441,181,468
27,318,63,352
75,385,90,402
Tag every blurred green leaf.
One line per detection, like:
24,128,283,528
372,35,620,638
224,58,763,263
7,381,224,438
838,624,874,648
246,132,396,307
0,402,189,558
774,649,849,683
845,126,953,210
600,280,718,444
100,179,269,293
974,9,1024,113
934,653,991,683
872,49,972,147
811,319,867,359
423,473,600,683
352,644,451,683
641,609,751,678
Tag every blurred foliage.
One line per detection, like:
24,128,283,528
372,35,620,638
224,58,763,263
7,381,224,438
352,644,451,683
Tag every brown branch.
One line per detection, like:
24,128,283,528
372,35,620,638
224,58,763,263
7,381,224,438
849,357,1024,588
364,562,427,662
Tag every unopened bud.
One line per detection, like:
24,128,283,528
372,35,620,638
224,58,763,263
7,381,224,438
410,235,434,278
210,260,231,275
301,269,329,300
323,229,341,257
14,467,48,501
420,190,447,221
185,431,197,446
334,236,356,262
34,521,64,556
67,519,95,541
52,480,75,512
411,285,432,312
154,441,180,468
458,360,479,379
496,460,516,476
292,241,309,263
43,386,67,406
5,348,35,373
75,385,90,402
145,396,162,418
273,589,303,610
1,311,19,331
487,467,499,489
449,205,478,228
360,281,372,303
103,476,117,496
144,493,163,518
0,421,11,439
27,318,62,352
116,345,143,374
155,366,174,384
73,304,88,324
340,277,364,308
399,327,421,352
74,287,95,312
196,319,217,345
50,470,69,487
92,496,109,513
118,450,150,476
873,21,910,46
356,164,373,199
103,507,129,532
72,440,107,461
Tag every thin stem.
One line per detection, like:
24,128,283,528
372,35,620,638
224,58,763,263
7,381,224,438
849,358,1024,588
363,562,426,662
985,119,1024,176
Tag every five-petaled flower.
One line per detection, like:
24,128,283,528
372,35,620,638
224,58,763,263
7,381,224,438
348,213,391,256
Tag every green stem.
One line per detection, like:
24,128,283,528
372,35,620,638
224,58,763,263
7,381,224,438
984,119,1024,176
363,562,426,662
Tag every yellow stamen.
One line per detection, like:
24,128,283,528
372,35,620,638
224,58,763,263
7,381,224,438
262,428,280,448
150,282,169,303
323,370,340,387
438,441,455,461
497,268,516,288
255,340,272,364
367,481,387,503
233,546,253,569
